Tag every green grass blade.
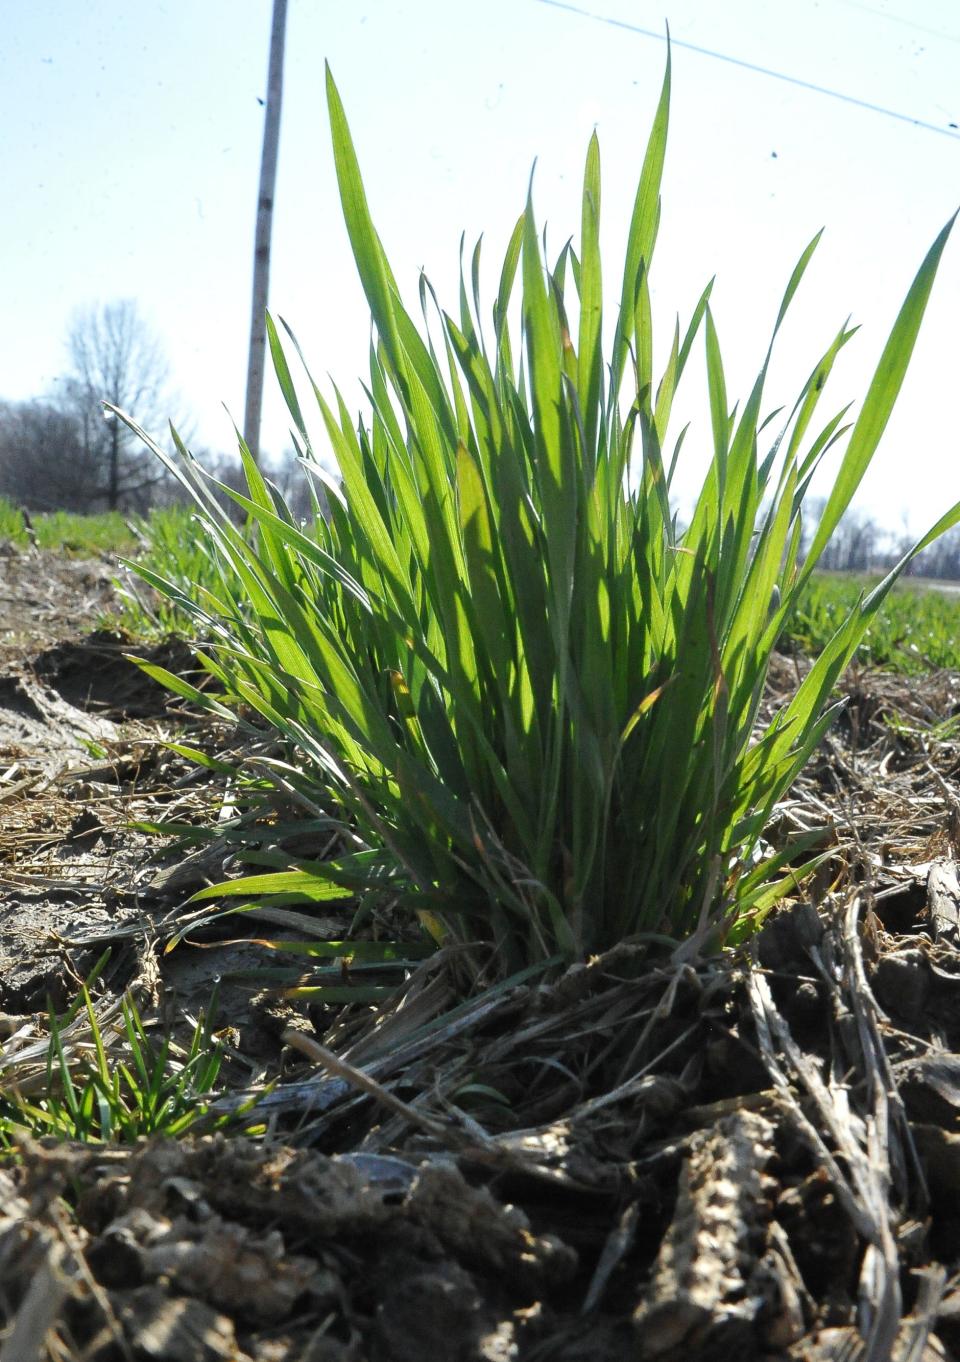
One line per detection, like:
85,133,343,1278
804,213,957,571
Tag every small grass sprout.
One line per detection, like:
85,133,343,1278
119,51,960,978
0,985,225,1145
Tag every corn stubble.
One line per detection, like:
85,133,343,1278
122,51,960,979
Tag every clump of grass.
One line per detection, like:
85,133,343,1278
120,53,960,976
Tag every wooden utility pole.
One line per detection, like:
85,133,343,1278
244,0,288,463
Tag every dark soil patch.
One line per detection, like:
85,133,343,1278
33,629,202,720
4,550,960,1359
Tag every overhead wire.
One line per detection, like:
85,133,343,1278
534,0,960,140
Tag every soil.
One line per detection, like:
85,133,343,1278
4,545,960,1360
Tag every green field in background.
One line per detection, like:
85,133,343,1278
784,571,960,673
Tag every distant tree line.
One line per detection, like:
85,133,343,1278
803,499,960,581
0,298,313,522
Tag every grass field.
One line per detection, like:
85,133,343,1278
0,498,139,556
784,571,960,673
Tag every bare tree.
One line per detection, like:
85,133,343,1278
244,0,288,463
65,300,181,511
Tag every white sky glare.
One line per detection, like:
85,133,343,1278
3,1,959,533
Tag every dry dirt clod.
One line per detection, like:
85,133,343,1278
370,1260,508,1362
897,1054,960,1129
873,948,931,1023
405,1163,577,1288
113,1285,243,1362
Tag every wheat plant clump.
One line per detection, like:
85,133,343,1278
124,53,958,979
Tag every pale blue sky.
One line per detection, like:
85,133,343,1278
3,1,959,531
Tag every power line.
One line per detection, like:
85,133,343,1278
535,0,960,140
